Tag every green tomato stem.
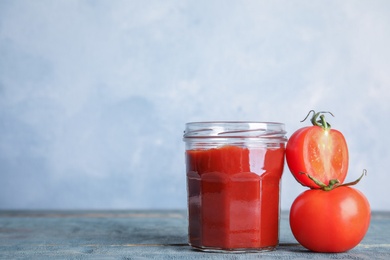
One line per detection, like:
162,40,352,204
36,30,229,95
301,110,334,130
338,169,367,187
299,170,367,191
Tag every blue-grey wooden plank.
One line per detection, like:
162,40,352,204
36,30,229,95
0,210,389,259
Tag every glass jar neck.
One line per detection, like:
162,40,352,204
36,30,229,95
183,121,287,148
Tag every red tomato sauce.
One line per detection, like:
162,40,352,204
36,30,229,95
186,145,285,251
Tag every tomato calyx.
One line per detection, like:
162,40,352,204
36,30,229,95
301,110,334,130
299,169,367,191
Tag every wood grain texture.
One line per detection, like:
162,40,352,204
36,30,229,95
0,210,389,259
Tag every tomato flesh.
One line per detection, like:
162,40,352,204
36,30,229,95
286,126,349,188
290,186,371,253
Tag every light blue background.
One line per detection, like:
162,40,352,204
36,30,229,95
1,0,389,211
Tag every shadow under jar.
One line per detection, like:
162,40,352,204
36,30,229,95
183,122,287,252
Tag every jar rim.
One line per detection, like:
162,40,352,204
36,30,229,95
183,121,287,141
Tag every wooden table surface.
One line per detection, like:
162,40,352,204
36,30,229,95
0,210,389,259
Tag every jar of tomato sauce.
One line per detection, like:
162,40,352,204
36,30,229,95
183,121,287,252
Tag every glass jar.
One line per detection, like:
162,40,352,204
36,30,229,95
183,121,287,252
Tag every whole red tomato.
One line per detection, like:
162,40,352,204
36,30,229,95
286,111,349,188
290,186,371,253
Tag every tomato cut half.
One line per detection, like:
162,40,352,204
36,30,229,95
286,125,349,188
